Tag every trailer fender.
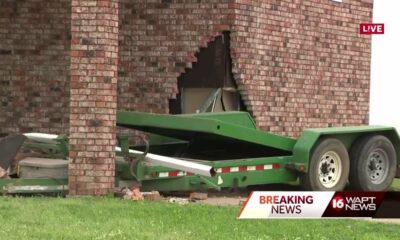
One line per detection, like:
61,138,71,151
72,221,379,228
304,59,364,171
291,126,400,174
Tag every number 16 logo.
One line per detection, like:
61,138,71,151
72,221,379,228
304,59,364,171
331,196,345,211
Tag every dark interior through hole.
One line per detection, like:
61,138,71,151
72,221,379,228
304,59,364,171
169,31,247,114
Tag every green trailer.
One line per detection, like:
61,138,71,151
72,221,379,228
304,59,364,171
1,110,400,194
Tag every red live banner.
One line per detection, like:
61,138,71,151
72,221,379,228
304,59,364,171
359,23,385,34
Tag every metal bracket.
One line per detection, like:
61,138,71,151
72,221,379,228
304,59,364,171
56,135,69,160
199,88,222,113
129,138,149,182
117,134,150,182
198,176,221,191
117,135,130,158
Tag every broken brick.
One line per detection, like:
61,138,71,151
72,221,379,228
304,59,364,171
189,192,208,201
142,191,162,201
131,188,144,201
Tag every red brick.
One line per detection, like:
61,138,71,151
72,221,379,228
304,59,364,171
189,192,208,201
0,0,372,190
117,0,371,138
68,0,119,196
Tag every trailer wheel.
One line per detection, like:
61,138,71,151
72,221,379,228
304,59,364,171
349,135,396,191
300,138,349,191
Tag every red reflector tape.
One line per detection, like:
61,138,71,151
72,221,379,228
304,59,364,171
239,166,247,172
158,171,195,178
256,165,264,171
168,171,179,177
158,163,281,178
216,164,279,174
272,163,280,169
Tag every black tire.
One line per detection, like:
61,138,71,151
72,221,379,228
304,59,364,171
300,138,350,191
349,135,396,191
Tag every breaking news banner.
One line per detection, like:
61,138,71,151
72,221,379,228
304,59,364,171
238,192,400,219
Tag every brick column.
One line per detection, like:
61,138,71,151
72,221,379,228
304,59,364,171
69,0,119,195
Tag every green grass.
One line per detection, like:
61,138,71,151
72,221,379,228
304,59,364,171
390,178,400,191
0,196,399,240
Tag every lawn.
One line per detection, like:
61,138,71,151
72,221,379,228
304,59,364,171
390,178,400,191
0,196,399,240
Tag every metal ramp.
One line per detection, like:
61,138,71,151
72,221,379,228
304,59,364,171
116,111,296,152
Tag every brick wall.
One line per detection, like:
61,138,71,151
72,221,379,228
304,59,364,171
118,0,372,137
230,0,373,137
118,0,234,113
68,0,119,195
0,0,373,139
0,0,71,137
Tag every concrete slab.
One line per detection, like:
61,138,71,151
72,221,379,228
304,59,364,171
19,157,68,168
19,157,68,178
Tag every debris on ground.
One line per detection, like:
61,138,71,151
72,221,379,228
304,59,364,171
116,185,249,205
168,197,189,205
189,192,208,201
120,187,134,199
131,187,144,201
142,191,161,201
118,184,162,201
120,187,144,200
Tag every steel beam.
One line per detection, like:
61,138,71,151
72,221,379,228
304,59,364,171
116,147,216,177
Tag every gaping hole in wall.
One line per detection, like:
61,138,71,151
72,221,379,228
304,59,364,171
153,32,291,160
169,32,246,114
